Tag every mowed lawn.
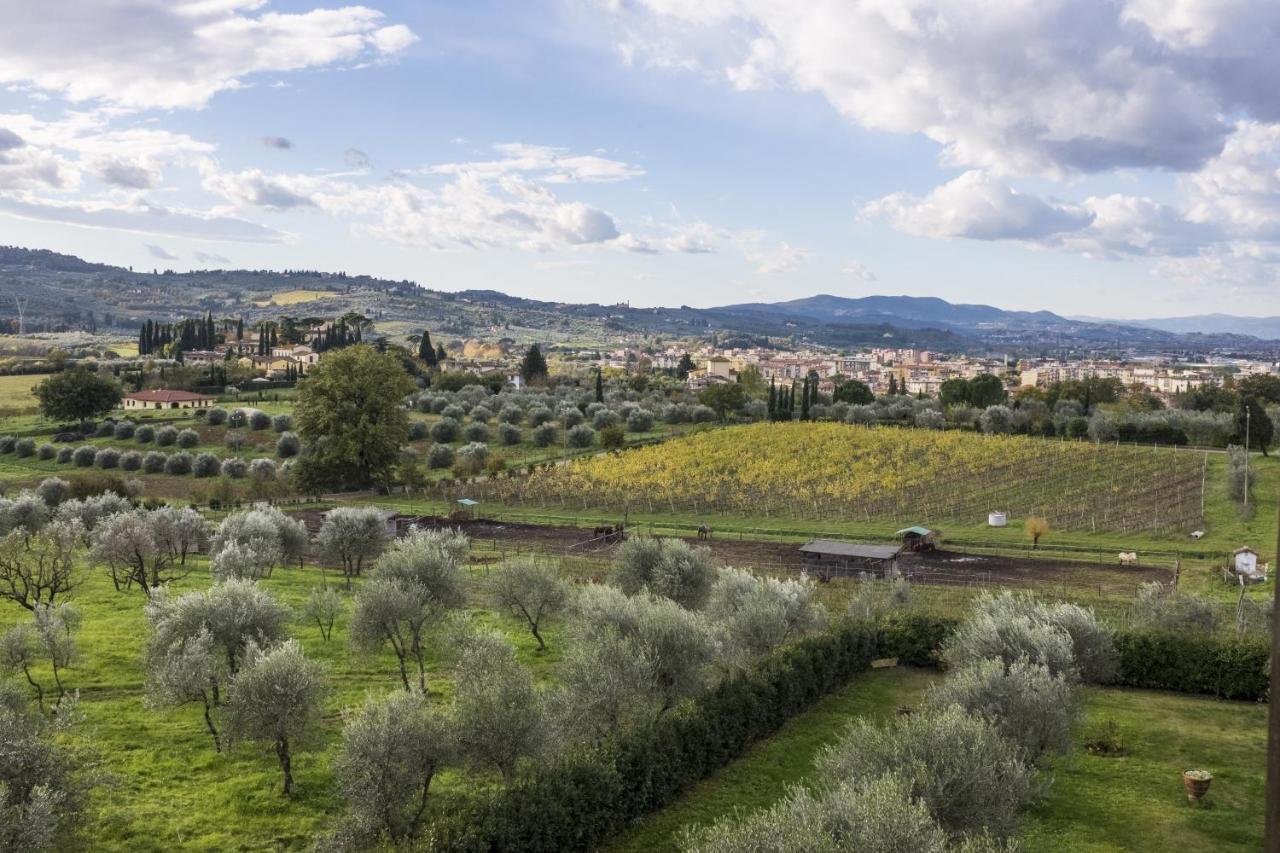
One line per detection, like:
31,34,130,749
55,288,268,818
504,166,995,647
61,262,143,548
606,667,1268,853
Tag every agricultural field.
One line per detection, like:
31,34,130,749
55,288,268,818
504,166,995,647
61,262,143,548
475,422,1209,536
254,289,338,307
0,372,48,410
607,667,1268,853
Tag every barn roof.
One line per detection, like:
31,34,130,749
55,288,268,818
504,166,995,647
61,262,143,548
124,389,214,402
799,539,900,560
896,526,934,536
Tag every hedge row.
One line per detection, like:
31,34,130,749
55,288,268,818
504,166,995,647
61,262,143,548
426,618,878,852
878,613,1270,702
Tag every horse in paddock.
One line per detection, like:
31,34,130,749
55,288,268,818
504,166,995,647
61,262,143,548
697,524,711,540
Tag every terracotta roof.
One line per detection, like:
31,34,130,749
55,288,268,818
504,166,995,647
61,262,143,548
124,389,215,402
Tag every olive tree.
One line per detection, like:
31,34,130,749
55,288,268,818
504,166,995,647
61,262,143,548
145,628,222,750
816,705,1033,839
608,537,717,610
550,628,656,744
0,519,84,611
148,506,207,567
489,556,569,651
704,567,827,664
0,683,89,852
452,629,546,781
315,506,389,589
211,504,309,577
1,605,80,712
223,640,327,796
331,689,455,846
303,585,344,642
91,511,193,594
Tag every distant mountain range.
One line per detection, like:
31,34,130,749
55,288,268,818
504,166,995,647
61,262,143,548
1,245,1278,355
1072,313,1280,341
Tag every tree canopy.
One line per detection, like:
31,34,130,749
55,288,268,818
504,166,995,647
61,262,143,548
33,368,121,425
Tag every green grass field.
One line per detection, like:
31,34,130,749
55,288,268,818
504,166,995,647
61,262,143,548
607,667,1268,853
0,372,48,409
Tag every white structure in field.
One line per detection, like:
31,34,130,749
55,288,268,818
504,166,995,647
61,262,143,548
1234,547,1259,577
988,511,1007,527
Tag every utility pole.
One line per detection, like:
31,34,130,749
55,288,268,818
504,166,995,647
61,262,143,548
1267,490,1280,852
13,296,26,335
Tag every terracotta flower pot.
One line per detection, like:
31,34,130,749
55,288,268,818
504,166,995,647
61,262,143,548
1182,770,1212,802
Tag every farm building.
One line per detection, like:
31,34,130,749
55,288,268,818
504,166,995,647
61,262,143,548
123,389,215,410
798,539,901,579
896,526,939,552
1233,547,1260,577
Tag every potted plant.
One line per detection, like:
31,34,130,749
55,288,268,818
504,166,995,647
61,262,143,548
1182,769,1212,802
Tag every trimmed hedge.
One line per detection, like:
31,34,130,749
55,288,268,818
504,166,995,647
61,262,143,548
874,613,1269,702
427,619,877,852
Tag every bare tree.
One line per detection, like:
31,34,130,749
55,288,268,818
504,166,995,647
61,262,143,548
332,689,455,845
490,556,568,652
0,521,84,612
223,640,327,796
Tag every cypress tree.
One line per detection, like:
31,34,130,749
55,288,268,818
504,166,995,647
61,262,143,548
419,330,437,366
768,378,777,418
435,343,447,363
595,368,604,403
801,377,811,421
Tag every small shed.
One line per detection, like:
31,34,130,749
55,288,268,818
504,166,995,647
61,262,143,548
799,539,901,579
896,526,939,552
1233,546,1259,577
451,498,479,521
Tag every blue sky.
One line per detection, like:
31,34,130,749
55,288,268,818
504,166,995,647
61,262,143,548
2,1,1280,318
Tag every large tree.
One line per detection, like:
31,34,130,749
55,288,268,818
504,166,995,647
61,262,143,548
1235,395,1274,456
294,345,416,489
33,367,121,427
519,344,548,385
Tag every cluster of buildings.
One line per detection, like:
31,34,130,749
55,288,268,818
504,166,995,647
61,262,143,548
1016,357,1278,397
181,343,321,379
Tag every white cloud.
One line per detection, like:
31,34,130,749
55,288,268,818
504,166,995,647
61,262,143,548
0,195,286,242
202,168,319,210
863,171,1093,240
429,143,644,184
841,261,876,281
736,231,811,273
663,221,719,253
0,1,417,110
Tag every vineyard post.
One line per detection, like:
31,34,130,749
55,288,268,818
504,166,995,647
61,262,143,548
1267,488,1280,853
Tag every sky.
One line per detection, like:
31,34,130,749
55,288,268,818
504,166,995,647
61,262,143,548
2,1,1280,319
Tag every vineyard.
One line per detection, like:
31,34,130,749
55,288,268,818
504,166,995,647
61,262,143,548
463,423,1207,535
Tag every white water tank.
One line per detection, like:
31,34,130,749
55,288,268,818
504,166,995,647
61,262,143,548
988,511,1007,527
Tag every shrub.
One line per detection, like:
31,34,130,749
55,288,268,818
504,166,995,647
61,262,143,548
94,447,121,469
532,423,558,448
114,420,136,439
143,452,167,474
120,451,143,471
431,417,461,443
221,457,249,479
427,444,455,469
72,446,98,467
228,409,247,429
498,423,521,446
0,436,15,453
165,451,194,475
499,405,523,425
1130,582,1219,633
156,426,178,447
454,442,490,476
567,424,596,449
441,404,467,422
13,437,35,458
134,424,155,443
207,407,228,426
689,404,717,423
271,414,293,432
56,447,74,464
35,477,71,506
249,411,271,431
816,704,1033,839
469,406,492,424
409,421,429,441
276,432,301,458
599,425,626,451
926,658,1076,765
95,421,116,438
192,452,221,478
593,409,620,430
626,409,653,433
609,537,717,609
464,422,490,443
37,443,56,460
1110,629,1269,700
249,458,276,481
559,408,585,428
528,406,554,427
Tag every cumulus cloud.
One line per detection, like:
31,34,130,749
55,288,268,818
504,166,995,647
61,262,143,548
94,158,157,189
146,243,178,260
202,168,318,210
0,1,417,110
863,171,1094,241
261,136,293,150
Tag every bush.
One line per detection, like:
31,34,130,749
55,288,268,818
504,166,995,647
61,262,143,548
94,447,121,469
532,423,558,448
454,442,490,476
120,450,143,471
155,426,178,447
567,424,596,449
593,409,620,430
249,458,276,481
528,406,554,427
37,443,56,460
275,431,301,459
228,409,247,429
816,704,1033,839
1111,629,1269,700
0,436,15,453
499,405,523,425
72,446,98,467
926,658,1076,765
95,421,116,438
464,422,490,443
498,423,521,446
610,537,717,609
427,619,876,852
441,404,467,422
36,477,71,506
427,444,455,469
56,447,74,464
599,425,626,451
626,409,653,433
192,452,221,477
114,420,136,439
165,451,194,475
143,452,167,474
1130,582,1219,633
559,408,585,428
134,425,155,443
175,428,199,449
431,417,461,443
469,406,492,424
689,405,717,423
271,414,293,432
207,407,228,426
13,437,34,458
220,457,249,479
409,421,429,441
249,411,271,431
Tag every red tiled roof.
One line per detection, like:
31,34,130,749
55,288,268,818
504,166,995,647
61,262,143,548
124,389,214,402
